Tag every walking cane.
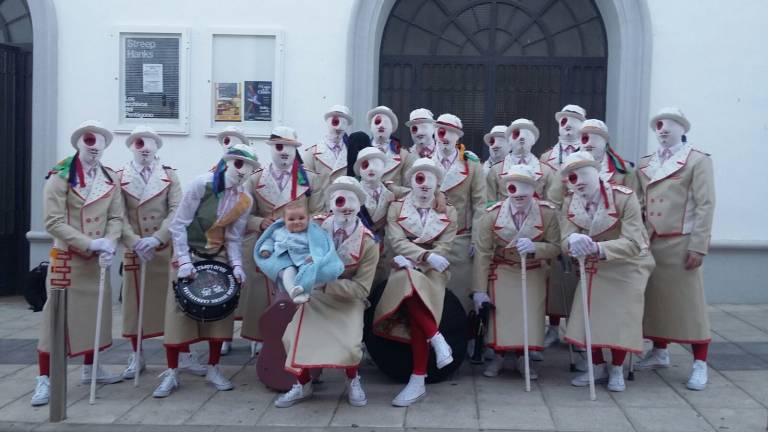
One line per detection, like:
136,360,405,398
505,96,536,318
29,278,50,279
521,254,531,392
578,257,596,401
559,256,577,372
628,354,635,381
90,264,108,404
134,262,147,387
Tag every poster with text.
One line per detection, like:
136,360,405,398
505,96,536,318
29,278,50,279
123,36,179,119
215,82,242,122
244,81,272,121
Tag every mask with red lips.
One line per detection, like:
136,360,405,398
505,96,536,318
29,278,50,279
505,180,534,211
565,166,600,200
410,122,436,149
220,134,243,151
76,132,107,165
487,135,511,160
131,136,159,166
410,170,438,208
654,118,685,148
330,190,361,225
370,114,393,144
581,133,607,161
437,126,459,156
224,158,252,188
360,157,385,185
326,114,349,136
270,142,295,170
558,116,584,142
511,128,536,156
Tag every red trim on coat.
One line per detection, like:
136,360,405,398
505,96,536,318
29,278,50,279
563,337,643,355
372,268,439,344
122,331,163,340
644,335,713,345
163,337,232,349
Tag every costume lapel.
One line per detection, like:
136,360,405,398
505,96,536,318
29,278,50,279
493,200,544,247
396,197,450,244
640,144,693,185
83,166,115,206
364,185,393,224
120,163,144,201
382,147,402,175
322,218,363,267
436,153,468,192
313,141,347,175
140,164,170,205
589,183,619,237
254,164,295,210
566,193,593,232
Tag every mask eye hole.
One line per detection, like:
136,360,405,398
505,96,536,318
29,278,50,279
655,120,663,131
568,172,578,184
560,117,568,127
437,128,446,138
374,115,382,126
335,196,346,208
223,136,230,145
507,184,517,194
134,138,145,149
410,125,418,133
83,133,96,147
489,137,495,145
361,160,369,170
331,116,340,127
511,129,520,140
234,159,244,169
581,134,589,144
275,143,284,152
415,172,426,185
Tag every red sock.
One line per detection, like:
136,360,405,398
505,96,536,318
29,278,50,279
611,349,627,366
208,341,223,365
549,316,561,326
592,348,605,365
180,344,191,353
410,321,429,375
166,347,180,369
692,343,708,362
38,352,50,377
297,369,312,385
653,340,669,349
345,367,358,379
83,352,94,365
405,296,439,338
129,336,138,352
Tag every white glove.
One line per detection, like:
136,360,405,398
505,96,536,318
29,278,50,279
393,255,412,269
89,238,115,254
426,253,450,272
233,265,246,284
134,236,161,253
568,233,598,257
473,292,492,313
516,238,536,255
468,243,476,258
177,262,196,279
98,251,114,268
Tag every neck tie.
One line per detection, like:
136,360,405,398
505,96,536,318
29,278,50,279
513,211,524,230
334,228,348,249
141,166,151,183
272,168,289,191
441,157,452,170
661,148,672,163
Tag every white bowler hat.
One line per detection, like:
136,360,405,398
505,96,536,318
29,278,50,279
125,125,163,149
327,176,367,204
650,107,690,133
506,118,540,142
221,144,259,167
216,126,249,147
555,104,587,122
435,113,464,138
405,157,444,184
353,146,388,177
367,105,398,131
500,164,537,186
580,119,610,142
267,126,302,147
405,108,435,127
70,120,113,149
560,151,600,176
483,125,507,145
324,105,353,124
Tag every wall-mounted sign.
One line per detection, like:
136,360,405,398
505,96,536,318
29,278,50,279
123,36,180,120
244,80,272,121
214,82,242,122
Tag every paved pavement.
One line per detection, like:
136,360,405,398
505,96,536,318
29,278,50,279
0,296,766,432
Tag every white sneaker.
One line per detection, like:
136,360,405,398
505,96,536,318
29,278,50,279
392,374,426,407
574,352,589,372
80,364,123,384
571,363,608,387
429,332,454,369
250,341,262,358
206,365,233,391
529,350,544,362
274,382,313,408
543,325,560,347
178,352,207,376
220,341,231,356
635,348,670,370
30,376,50,406
517,355,539,380
346,375,368,407
121,352,146,380
607,365,626,392
153,369,179,398
483,354,504,377
483,347,496,361
686,360,708,391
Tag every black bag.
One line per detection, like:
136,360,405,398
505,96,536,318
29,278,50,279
25,261,49,312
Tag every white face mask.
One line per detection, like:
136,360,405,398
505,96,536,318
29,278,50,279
487,135,511,160
506,180,534,211
76,132,107,165
370,114,393,143
436,126,459,156
330,190,360,225
410,122,435,149
581,133,607,161
224,158,252,188
359,157,385,184
131,136,158,166
510,129,536,157
654,118,686,148
326,114,349,137
559,116,584,143
565,166,600,200
270,142,295,170
411,170,438,208
220,134,244,151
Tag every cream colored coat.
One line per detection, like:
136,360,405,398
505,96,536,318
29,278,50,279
283,218,379,373
637,145,715,343
373,198,457,342
561,183,655,353
485,154,550,204
302,140,348,210
118,163,182,339
38,164,124,356
473,199,560,351
381,146,413,198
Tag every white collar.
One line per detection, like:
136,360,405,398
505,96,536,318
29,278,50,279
333,218,357,236
508,199,532,216
439,148,458,164
658,141,683,157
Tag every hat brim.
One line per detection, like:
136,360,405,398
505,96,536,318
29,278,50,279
367,108,398,131
326,182,366,204
650,114,690,133
500,173,537,186
405,164,444,184
126,131,163,149
506,124,540,142
266,137,302,147
324,111,353,125
71,125,114,149
483,131,505,145
435,121,464,138
353,153,388,176
216,131,249,146
555,111,586,123
560,159,600,176
222,153,259,167
405,118,435,127
580,127,610,142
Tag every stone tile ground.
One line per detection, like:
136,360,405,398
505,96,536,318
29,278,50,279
0,296,766,432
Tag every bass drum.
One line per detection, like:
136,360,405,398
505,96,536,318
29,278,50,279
363,280,467,384
174,260,240,322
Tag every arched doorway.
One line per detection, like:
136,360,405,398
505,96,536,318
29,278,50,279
0,0,32,296
378,0,607,158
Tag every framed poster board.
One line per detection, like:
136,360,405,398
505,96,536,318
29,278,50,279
114,27,190,134
205,28,285,138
